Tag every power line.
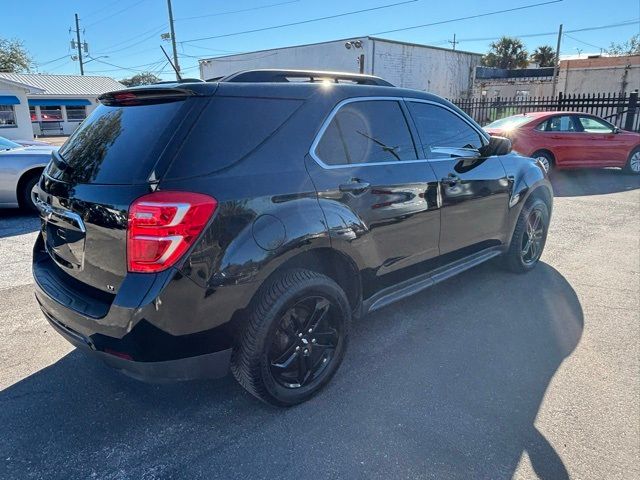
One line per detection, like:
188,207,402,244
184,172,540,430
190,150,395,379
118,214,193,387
563,33,606,51
452,19,639,43
85,0,149,28
371,0,563,36
96,24,167,53
36,54,70,67
82,0,127,20
176,0,301,22
181,0,419,44
86,57,168,73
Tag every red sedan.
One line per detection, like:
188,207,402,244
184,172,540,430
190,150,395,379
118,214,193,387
484,111,640,174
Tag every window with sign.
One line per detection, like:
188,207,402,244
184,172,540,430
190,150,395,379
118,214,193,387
40,106,63,121
66,106,87,121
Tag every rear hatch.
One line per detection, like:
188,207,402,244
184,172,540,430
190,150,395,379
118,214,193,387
34,87,209,294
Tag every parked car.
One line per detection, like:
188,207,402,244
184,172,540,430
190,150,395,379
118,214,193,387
0,136,57,211
32,70,553,406
13,138,53,147
484,112,640,174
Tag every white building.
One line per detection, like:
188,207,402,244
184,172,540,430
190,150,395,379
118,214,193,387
0,73,124,140
199,37,482,99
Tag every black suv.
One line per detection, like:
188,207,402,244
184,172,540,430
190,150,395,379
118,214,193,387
32,70,552,406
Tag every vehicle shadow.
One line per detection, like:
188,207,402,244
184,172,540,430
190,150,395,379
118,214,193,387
0,262,582,479
0,209,39,239
550,168,640,197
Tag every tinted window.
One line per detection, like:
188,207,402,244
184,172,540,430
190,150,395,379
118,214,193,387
54,101,187,184
165,97,302,178
537,115,577,132
407,102,484,157
578,116,613,133
315,100,417,165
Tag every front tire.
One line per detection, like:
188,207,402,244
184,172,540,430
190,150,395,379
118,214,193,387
502,198,550,273
625,148,640,175
232,269,351,406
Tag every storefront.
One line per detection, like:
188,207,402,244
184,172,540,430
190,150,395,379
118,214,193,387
0,73,124,140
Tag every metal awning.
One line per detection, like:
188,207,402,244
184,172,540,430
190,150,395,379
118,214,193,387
0,95,20,105
28,99,91,106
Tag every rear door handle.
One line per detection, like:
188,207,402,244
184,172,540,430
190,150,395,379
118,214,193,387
441,173,460,186
339,179,370,194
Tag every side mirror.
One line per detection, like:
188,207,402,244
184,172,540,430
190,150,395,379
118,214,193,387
479,135,512,157
613,126,621,134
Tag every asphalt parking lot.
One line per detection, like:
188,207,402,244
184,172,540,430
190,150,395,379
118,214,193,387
0,169,638,480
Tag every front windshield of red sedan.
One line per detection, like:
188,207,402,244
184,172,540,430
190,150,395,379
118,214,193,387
485,115,535,130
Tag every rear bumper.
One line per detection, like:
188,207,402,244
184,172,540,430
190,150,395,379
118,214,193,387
39,299,232,382
33,236,234,382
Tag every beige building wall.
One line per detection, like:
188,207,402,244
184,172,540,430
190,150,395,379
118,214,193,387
472,55,640,98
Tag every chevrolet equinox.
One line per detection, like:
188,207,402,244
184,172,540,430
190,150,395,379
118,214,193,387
32,70,553,406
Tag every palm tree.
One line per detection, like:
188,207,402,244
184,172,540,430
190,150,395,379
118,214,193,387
531,46,556,67
481,36,529,69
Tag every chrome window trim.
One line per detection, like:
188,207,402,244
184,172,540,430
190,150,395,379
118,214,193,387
309,96,489,170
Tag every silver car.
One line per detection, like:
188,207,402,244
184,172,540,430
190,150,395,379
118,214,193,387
0,137,57,211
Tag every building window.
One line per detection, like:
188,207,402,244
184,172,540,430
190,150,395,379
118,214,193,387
29,106,37,122
66,106,87,121
0,105,17,127
40,106,63,121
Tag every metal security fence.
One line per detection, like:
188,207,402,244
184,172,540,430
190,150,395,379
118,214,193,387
450,91,640,132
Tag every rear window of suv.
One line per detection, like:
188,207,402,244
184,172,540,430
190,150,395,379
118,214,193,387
52,100,188,185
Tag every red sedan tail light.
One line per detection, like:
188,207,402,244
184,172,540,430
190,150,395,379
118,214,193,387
127,191,217,273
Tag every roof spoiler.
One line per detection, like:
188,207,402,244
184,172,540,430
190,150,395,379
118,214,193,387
209,69,394,86
98,88,197,106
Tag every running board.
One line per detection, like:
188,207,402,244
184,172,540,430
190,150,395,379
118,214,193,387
364,247,503,314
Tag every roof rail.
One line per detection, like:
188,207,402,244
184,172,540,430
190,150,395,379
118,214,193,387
210,69,394,86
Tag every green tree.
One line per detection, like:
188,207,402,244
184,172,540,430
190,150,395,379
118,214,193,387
607,34,640,56
530,45,556,67
120,72,162,87
481,36,529,69
0,38,32,72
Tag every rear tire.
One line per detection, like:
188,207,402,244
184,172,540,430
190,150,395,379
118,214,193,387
531,150,554,173
19,174,40,213
625,148,640,175
231,269,351,407
502,198,550,273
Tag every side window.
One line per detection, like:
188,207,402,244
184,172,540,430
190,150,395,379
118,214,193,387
315,100,417,165
406,102,484,158
578,116,614,133
538,115,577,132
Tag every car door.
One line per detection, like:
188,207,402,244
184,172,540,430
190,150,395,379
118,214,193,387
575,115,628,166
535,115,583,166
405,100,511,257
306,98,441,297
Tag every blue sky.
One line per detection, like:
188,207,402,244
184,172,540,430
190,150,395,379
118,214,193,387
2,0,639,80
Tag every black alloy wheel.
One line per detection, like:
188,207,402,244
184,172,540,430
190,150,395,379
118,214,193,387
232,269,350,406
502,197,550,273
268,296,341,389
521,208,545,265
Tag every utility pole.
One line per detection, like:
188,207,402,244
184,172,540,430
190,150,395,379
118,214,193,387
74,13,84,75
448,34,458,51
166,0,180,80
551,24,563,98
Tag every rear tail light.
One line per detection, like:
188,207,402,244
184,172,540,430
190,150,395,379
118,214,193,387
127,191,217,273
